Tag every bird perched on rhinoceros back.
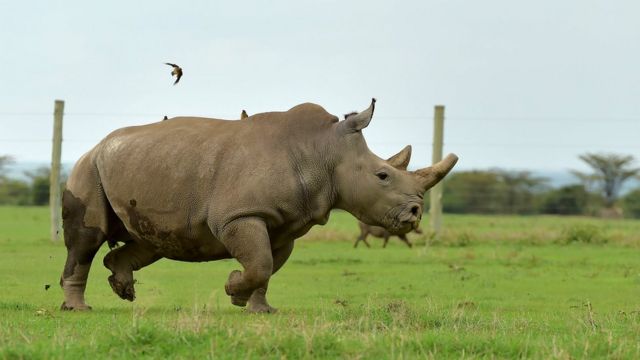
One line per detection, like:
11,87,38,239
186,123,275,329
165,62,183,85
240,110,249,119
59,98,458,313
354,221,423,248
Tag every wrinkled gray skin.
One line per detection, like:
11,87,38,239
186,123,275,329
60,99,458,313
354,222,423,248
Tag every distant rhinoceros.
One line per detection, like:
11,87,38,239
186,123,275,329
354,221,423,248
60,99,457,313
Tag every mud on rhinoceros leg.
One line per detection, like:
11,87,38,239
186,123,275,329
60,254,101,311
60,190,108,311
61,233,104,310
218,218,273,308
103,242,160,301
247,241,295,314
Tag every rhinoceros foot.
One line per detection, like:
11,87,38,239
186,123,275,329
247,302,277,314
60,301,92,311
108,274,136,301
225,270,253,307
245,286,277,313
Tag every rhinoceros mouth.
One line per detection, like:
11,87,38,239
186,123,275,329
382,203,422,234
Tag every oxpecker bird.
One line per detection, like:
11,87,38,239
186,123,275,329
165,63,183,85
163,116,168,121
241,110,249,119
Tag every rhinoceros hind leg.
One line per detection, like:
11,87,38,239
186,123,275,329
103,242,160,301
60,190,109,311
60,263,97,311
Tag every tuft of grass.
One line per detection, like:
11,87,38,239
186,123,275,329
559,224,609,245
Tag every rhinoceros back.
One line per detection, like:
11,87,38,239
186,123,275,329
82,106,339,244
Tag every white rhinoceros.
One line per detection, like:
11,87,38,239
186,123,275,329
60,99,457,313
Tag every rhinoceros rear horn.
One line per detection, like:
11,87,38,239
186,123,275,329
387,145,412,170
413,153,458,190
338,98,376,134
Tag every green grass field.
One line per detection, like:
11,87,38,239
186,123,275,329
1,206,639,359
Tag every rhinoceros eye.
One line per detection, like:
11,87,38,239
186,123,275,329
376,172,389,181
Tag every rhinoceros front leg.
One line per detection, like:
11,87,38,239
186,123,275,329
103,242,160,301
246,241,294,313
219,218,273,308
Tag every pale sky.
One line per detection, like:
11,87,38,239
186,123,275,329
1,0,639,172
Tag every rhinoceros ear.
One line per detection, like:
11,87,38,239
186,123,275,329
338,98,376,134
413,153,459,191
387,145,412,170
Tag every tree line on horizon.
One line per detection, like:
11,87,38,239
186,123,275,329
433,153,640,218
1,153,639,218
0,155,53,206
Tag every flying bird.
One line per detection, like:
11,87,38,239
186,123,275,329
165,63,183,85
241,110,249,119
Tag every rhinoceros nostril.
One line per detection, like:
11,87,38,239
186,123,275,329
410,205,420,216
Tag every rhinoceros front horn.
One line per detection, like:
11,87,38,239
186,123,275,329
339,98,376,134
387,145,412,170
413,153,459,190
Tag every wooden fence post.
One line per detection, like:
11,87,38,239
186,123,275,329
50,100,64,241
429,105,445,237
